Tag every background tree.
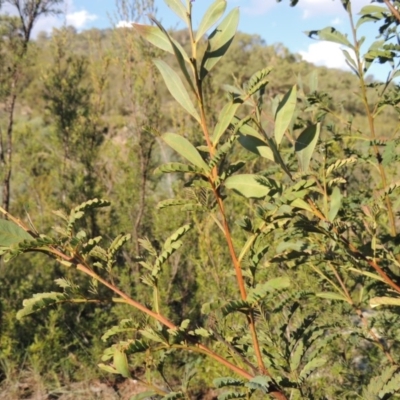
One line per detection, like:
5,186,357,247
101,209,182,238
0,0,61,212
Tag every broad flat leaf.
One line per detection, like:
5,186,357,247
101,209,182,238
359,5,387,15
328,186,342,221
153,59,200,122
370,296,400,308
164,0,188,23
98,363,118,374
196,0,227,42
212,100,241,145
162,132,208,171
149,17,194,93
238,123,274,161
306,27,353,49
316,292,348,302
274,85,297,146
113,348,130,378
200,8,239,79
0,219,33,247
133,24,173,53
357,5,387,29
291,198,313,212
342,49,358,72
224,174,272,198
295,123,320,172
348,267,385,282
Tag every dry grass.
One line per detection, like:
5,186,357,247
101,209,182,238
0,373,150,400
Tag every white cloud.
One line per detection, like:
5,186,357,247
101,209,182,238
1,0,97,37
116,20,134,28
32,14,60,36
299,41,354,70
66,10,97,29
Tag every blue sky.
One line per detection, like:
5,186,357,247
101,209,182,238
1,0,393,80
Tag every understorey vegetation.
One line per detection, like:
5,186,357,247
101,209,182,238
2,0,400,398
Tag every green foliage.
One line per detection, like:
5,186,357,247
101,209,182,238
3,0,400,398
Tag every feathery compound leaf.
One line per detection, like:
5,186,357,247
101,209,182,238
155,162,202,174
383,180,400,196
274,85,297,146
200,8,239,79
101,319,137,342
0,219,33,247
17,292,66,320
152,241,182,275
208,135,237,171
138,237,158,256
225,174,276,198
154,60,200,122
126,339,149,354
140,327,168,344
214,377,245,388
152,224,192,274
295,123,320,172
164,224,192,249
247,277,291,304
4,236,56,262
196,0,227,42
366,366,399,398
82,236,102,254
68,199,110,233
162,132,208,171
218,392,246,400
222,300,251,316
108,234,131,259
247,67,272,96
379,371,400,398
298,357,326,382
326,156,357,177
245,375,273,392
